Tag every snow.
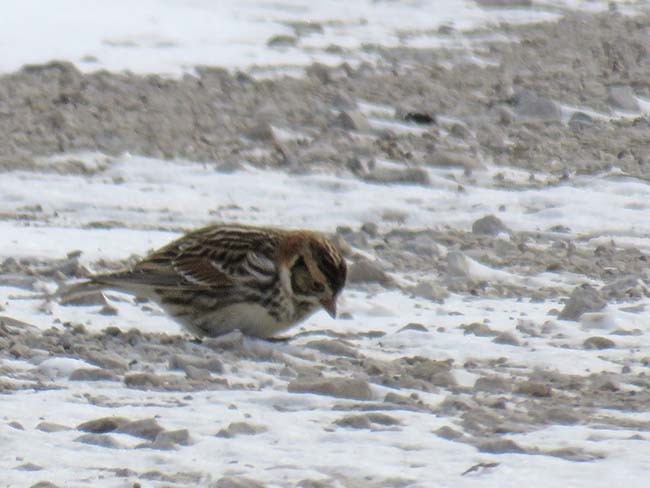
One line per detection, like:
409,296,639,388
2,1,650,487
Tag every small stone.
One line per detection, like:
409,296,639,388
409,281,449,303
460,322,498,337
558,284,607,321
37,422,71,433
472,215,509,236
305,339,359,358
492,332,520,346
8,421,24,430
476,0,531,5
403,111,435,124
288,377,372,400
607,85,639,112
17,463,43,471
151,429,192,449
477,438,525,454
216,422,268,438
336,110,372,132
124,373,165,389
513,90,561,121
69,368,117,381
30,483,60,488
75,433,123,449
583,336,616,350
213,476,265,488
117,418,164,440
397,323,429,333
435,426,463,440
306,62,333,84
474,376,512,393
98,303,118,316
363,167,430,186
428,150,481,171
77,416,129,433
335,413,400,429
266,34,297,48
516,381,552,397
59,290,108,306
347,258,392,285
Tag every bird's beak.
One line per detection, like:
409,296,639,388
321,297,337,318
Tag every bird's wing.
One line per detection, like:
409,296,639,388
123,225,280,290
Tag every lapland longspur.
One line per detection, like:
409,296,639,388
72,224,347,338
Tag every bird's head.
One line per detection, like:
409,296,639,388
285,233,347,318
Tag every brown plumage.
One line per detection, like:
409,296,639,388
74,223,347,338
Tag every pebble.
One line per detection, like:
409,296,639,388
558,284,607,321
474,376,513,393
492,332,520,346
583,336,616,350
117,418,164,440
150,429,192,449
305,339,359,358
334,412,400,429
287,377,373,400
516,381,552,397
336,110,372,132
347,258,392,285
607,85,639,112
77,416,128,433
476,438,526,454
513,90,562,121
75,433,123,449
472,215,509,236
213,476,266,488
36,422,71,433
69,368,118,381
216,421,268,438
362,167,430,186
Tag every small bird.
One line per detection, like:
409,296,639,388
68,223,347,338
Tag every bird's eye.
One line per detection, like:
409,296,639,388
312,281,325,292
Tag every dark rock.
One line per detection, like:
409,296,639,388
335,413,400,429
267,35,298,48
363,167,430,185
472,215,509,236
516,381,552,397
403,112,436,124
583,336,616,350
397,323,429,333
435,426,463,440
77,417,129,433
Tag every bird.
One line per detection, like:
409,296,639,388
65,223,347,338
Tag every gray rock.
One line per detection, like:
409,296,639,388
216,421,268,438
75,433,123,449
428,150,481,171
69,368,117,381
474,376,513,393
460,322,498,337
408,281,449,303
124,372,165,389
8,421,24,430
17,463,43,471
266,34,298,48
607,85,639,112
213,477,265,488
151,429,192,449
288,377,373,400
583,336,616,350
30,483,60,488
492,332,520,346
559,284,607,320
516,381,552,397
168,354,224,374
472,215,509,236
336,110,372,132
36,422,71,433
347,258,392,285
117,418,164,440
335,413,400,429
477,438,526,454
476,0,532,5
363,167,430,186
435,426,464,440
397,323,429,333
59,289,108,306
305,339,359,358
513,90,562,121
83,350,129,371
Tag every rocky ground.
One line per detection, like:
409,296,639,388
2,7,650,488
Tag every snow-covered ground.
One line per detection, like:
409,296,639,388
2,1,650,487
